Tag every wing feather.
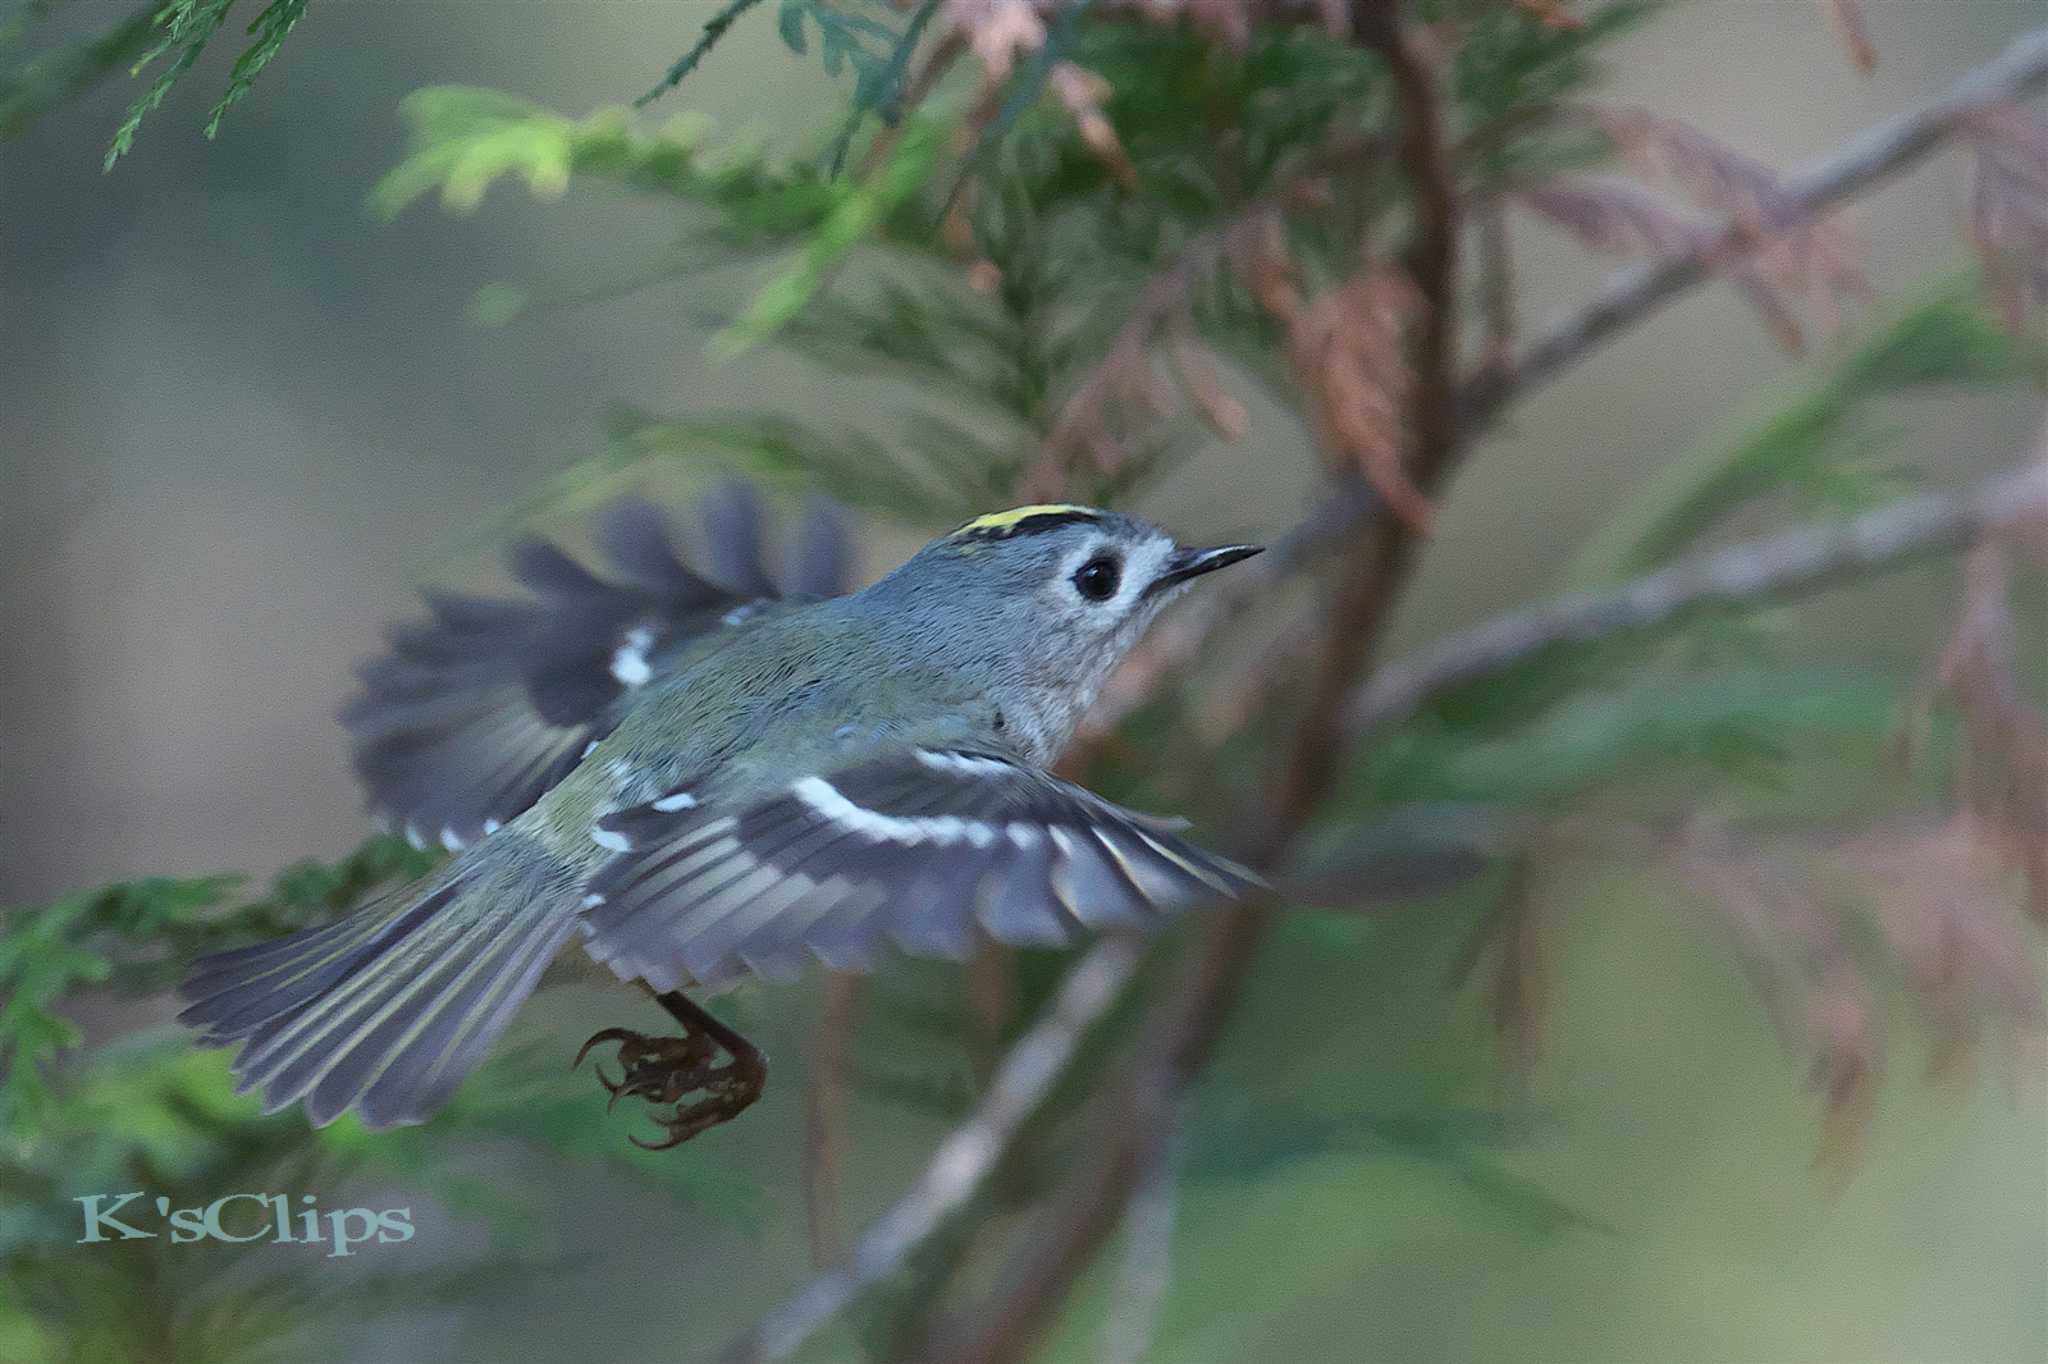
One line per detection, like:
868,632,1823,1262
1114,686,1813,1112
577,748,1261,987
343,487,850,846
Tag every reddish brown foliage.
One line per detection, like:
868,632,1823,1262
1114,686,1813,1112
1901,540,2048,923
1820,0,1878,74
1829,816,2046,1085
1516,178,1808,352
1965,106,2048,337
1261,250,1434,529
1511,0,1583,30
1590,107,1871,341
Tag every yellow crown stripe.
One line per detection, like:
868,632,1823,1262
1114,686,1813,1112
951,504,1098,538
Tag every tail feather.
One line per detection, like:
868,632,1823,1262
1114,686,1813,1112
177,848,577,1129
181,885,460,1038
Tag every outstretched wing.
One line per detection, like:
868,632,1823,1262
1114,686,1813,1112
576,747,1262,989
342,485,850,851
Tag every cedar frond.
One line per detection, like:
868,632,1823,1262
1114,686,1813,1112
1826,816,2047,1083
1902,539,2048,922
943,0,1045,82
1282,264,1433,530
1590,106,1870,339
1666,819,1879,1175
1048,60,1136,189
1516,177,1807,353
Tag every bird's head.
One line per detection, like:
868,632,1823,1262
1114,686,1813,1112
865,504,1262,725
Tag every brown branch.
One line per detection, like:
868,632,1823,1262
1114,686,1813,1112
801,970,861,1267
1266,23,2048,583
1462,23,2048,432
716,937,1145,1364
1476,190,1517,377
1100,1108,1182,1364
926,12,1463,1364
1346,459,2048,741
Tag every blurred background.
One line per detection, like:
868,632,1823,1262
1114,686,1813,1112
2,2,2043,1361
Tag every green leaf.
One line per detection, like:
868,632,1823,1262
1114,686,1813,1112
1352,666,1905,808
1569,276,2035,583
635,0,769,108
777,0,808,55
102,0,316,168
0,0,160,143
712,113,946,354
1184,1102,1611,1236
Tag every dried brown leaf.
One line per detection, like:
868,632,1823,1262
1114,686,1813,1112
1804,963,1880,1180
1668,819,1880,1171
1184,0,1254,51
1511,0,1583,29
1826,815,2047,1082
1048,62,1137,191
1588,108,1869,340
1965,107,2048,337
1283,266,1433,530
1902,544,2048,922
1821,0,1877,74
1517,179,1809,354
944,0,1044,82
1599,107,1789,231
1166,332,1248,440
1515,179,1692,256
965,259,1004,293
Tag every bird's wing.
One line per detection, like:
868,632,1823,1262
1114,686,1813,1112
341,484,850,851
576,746,1263,989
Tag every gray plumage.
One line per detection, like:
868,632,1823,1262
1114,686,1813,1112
339,485,848,851
180,496,1262,1129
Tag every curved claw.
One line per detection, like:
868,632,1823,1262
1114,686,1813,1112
575,1004,768,1151
574,1027,641,1071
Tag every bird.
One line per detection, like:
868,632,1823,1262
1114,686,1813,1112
177,487,1265,1147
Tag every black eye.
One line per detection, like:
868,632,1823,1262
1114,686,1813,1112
1072,555,1121,602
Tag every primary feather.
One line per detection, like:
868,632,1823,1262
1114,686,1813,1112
341,485,851,849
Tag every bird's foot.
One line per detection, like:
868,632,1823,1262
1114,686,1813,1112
573,998,768,1150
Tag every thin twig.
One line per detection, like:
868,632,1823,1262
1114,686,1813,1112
926,10,1463,1362
634,0,769,108
801,971,861,1268
1345,459,2048,740
1100,1107,1182,1364
717,937,1145,1364
1462,24,2048,432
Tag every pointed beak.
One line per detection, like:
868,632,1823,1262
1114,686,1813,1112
1146,542,1264,596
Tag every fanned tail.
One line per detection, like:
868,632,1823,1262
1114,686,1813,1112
178,841,578,1129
